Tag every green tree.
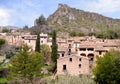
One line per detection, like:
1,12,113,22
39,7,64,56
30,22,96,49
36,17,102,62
51,30,58,72
31,15,47,34
35,34,40,53
36,15,47,26
41,44,51,63
96,30,118,39
69,31,76,37
51,30,57,63
23,25,29,32
0,39,5,46
93,50,120,84
2,28,9,33
76,32,84,37
9,45,44,83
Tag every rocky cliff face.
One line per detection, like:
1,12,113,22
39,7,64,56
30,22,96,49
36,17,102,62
48,4,120,35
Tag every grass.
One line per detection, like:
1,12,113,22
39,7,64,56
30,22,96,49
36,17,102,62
0,78,7,83
45,74,95,84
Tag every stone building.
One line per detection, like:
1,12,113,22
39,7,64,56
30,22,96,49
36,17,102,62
22,33,52,50
1,32,120,76
57,36,120,75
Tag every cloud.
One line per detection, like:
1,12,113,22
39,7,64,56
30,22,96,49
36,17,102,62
86,0,120,13
0,8,13,26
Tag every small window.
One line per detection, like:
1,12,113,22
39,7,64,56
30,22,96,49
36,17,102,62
79,48,86,51
63,65,66,71
62,53,64,57
41,40,43,43
68,49,71,53
69,44,71,48
79,58,82,61
90,58,94,61
99,51,102,55
79,64,81,68
87,48,94,51
29,40,30,43
69,58,72,62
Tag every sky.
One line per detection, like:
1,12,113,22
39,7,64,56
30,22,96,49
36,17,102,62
0,0,120,27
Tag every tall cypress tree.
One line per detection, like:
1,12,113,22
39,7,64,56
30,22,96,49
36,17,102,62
35,34,40,53
51,30,58,64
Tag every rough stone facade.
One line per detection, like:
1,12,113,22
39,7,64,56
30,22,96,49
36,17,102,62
57,36,120,75
1,32,120,76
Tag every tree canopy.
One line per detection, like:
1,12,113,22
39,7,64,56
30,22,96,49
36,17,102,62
9,45,44,82
0,39,5,47
93,50,120,84
31,15,48,34
36,15,47,26
2,28,9,33
41,44,51,63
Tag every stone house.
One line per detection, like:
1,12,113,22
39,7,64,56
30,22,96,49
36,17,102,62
57,36,120,75
22,33,52,50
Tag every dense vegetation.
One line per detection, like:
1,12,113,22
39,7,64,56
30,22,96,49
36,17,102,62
41,44,51,64
30,15,48,34
8,45,44,83
89,29,119,39
2,28,9,33
93,50,120,84
0,39,5,47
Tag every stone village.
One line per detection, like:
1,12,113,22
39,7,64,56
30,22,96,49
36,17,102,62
0,31,120,76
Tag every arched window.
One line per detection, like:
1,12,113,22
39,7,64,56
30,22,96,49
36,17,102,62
88,53,94,61
80,53,86,56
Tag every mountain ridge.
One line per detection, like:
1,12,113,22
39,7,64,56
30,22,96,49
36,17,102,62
47,4,120,36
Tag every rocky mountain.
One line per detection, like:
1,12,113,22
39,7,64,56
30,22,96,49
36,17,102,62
47,4,120,35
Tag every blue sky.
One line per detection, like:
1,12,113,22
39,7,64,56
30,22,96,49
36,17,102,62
0,0,120,27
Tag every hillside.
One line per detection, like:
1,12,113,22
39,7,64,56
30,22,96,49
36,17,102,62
47,4,120,36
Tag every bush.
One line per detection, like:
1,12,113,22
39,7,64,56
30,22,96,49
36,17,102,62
70,32,84,37
6,52,14,59
0,39,5,46
2,28,9,33
96,30,118,39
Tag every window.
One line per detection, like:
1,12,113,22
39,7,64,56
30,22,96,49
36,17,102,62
90,58,94,61
87,48,94,51
79,58,82,61
79,64,81,68
62,53,64,57
68,49,71,52
99,51,102,55
69,44,71,48
63,65,66,71
79,48,86,51
80,53,86,56
69,58,72,62
41,40,43,43
29,40,30,43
